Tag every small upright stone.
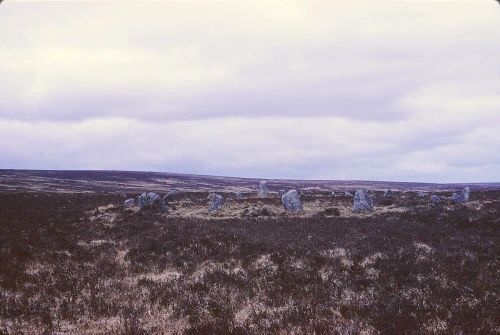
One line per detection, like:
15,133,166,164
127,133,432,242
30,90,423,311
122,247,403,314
137,192,166,212
207,193,224,212
430,195,441,205
124,198,135,207
258,181,268,197
383,189,393,197
331,191,335,197
452,187,470,203
281,189,303,212
352,189,374,213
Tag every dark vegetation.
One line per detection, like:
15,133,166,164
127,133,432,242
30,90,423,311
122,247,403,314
2,169,498,194
0,191,499,334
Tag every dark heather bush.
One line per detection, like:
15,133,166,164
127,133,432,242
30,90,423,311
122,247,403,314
0,191,499,334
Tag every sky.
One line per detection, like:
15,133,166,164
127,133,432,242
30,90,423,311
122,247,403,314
0,1,499,182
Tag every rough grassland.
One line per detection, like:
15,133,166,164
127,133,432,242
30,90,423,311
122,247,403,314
0,190,499,334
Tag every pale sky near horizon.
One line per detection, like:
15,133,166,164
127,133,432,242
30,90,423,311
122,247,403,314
0,1,499,182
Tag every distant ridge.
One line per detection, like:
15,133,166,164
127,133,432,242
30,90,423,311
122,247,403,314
1,169,499,193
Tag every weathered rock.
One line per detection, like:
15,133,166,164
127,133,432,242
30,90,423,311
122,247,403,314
383,189,393,197
281,189,303,212
417,191,426,197
331,192,335,197
124,198,135,207
137,192,166,212
452,187,470,203
345,191,353,197
258,181,268,197
463,186,470,200
207,193,224,212
430,195,441,205
163,190,178,202
352,189,374,213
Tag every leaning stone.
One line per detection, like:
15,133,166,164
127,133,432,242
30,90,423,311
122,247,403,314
281,189,303,212
383,189,393,197
163,190,178,202
124,198,135,207
331,192,335,197
137,192,166,212
208,193,224,212
352,189,374,213
452,187,470,203
258,180,268,197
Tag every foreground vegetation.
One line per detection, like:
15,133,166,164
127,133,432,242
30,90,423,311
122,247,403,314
0,191,499,334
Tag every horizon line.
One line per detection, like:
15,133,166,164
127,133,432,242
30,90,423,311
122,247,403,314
1,168,498,185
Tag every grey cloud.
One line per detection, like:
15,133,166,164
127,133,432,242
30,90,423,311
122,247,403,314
0,117,498,182
0,82,413,122
0,1,499,182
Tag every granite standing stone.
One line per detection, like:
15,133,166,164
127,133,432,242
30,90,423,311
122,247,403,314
208,193,224,212
124,198,135,207
452,187,470,203
281,189,303,212
137,192,166,212
430,195,441,205
352,189,374,213
258,181,268,197
163,190,178,202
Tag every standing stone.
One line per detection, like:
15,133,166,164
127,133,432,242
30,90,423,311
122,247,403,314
383,189,393,197
258,181,268,197
137,192,166,212
281,189,303,212
464,186,470,200
163,189,178,202
124,198,135,207
352,189,374,213
331,191,335,197
208,193,224,212
430,195,441,205
452,187,470,203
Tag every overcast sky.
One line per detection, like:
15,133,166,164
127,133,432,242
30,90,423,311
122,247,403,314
0,1,499,182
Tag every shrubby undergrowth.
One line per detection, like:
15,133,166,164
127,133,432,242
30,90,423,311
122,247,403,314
0,192,498,334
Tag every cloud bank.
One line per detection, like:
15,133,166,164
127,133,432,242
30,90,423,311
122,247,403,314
0,1,499,182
